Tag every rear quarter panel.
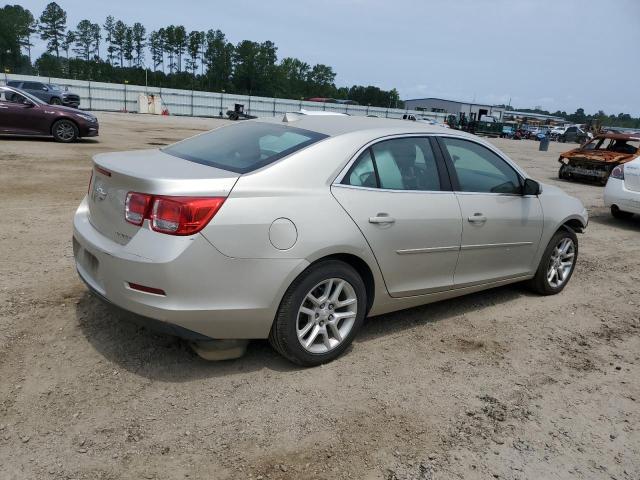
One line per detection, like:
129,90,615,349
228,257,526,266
200,133,390,306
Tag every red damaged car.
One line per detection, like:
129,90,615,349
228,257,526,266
0,85,98,143
558,132,639,185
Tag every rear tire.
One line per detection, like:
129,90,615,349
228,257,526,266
52,119,79,143
269,260,367,367
529,228,578,295
611,205,633,219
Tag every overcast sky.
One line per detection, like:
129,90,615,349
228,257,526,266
17,0,640,115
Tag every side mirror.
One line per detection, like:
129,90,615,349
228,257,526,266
523,178,541,196
42,86,49,91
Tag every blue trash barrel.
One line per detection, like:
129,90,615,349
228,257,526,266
539,135,550,151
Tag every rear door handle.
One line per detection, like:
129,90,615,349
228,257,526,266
468,213,487,224
369,214,395,225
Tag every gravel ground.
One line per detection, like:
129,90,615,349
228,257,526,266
1,112,638,480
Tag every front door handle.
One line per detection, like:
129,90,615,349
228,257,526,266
369,213,395,225
468,213,487,224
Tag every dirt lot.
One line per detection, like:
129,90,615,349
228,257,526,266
1,112,639,480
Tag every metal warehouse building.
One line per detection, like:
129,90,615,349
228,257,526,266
403,97,506,122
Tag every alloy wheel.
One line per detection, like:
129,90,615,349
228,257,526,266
296,278,358,354
55,122,76,141
547,237,575,288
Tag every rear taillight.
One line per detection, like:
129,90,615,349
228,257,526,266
124,193,225,235
610,165,624,180
125,192,152,226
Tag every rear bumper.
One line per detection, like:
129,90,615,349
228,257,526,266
72,197,308,339
604,178,640,214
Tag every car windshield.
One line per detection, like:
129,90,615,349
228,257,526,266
48,84,63,91
163,122,328,173
582,137,639,153
1,87,46,106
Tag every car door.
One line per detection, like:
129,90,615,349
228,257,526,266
436,136,544,287
564,126,577,142
331,136,463,297
0,90,49,134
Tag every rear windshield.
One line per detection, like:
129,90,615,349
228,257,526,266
163,122,328,173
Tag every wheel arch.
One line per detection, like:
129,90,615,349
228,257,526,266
559,215,586,234
50,116,79,136
308,253,376,314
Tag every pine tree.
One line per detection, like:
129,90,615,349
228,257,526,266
38,2,67,59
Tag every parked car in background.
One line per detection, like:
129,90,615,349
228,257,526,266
402,113,450,128
73,115,587,366
604,155,640,218
500,125,515,138
6,80,80,108
558,132,639,185
0,86,98,142
550,125,568,140
558,125,591,144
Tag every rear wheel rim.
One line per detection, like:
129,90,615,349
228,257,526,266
547,237,575,288
55,122,75,141
296,278,358,354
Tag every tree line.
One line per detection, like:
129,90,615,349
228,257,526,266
497,105,640,130
0,2,402,107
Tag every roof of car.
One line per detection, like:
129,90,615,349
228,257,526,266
256,114,456,137
595,132,640,141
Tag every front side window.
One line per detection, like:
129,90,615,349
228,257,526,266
163,122,327,174
344,137,442,191
440,137,521,194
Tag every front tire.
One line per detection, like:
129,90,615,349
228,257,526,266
50,97,62,105
529,228,578,295
52,119,79,143
269,260,367,366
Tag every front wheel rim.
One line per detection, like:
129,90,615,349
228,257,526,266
56,122,75,141
547,237,575,288
296,278,358,354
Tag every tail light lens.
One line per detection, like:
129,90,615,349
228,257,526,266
125,192,152,226
610,165,625,180
124,192,225,235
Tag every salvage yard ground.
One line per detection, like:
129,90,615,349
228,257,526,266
1,112,639,480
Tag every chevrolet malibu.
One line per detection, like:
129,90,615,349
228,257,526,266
73,115,588,366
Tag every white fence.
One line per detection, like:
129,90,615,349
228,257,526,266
1,73,447,122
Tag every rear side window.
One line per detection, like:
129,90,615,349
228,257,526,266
163,122,327,174
7,81,20,87
344,137,442,191
22,82,44,90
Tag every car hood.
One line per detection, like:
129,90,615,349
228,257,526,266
42,104,85,115
559,148,637,164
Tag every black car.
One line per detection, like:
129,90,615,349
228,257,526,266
6,80,80,108
559,125,590,144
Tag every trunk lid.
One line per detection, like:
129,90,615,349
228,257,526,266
88,149,239,244
624,160,640,192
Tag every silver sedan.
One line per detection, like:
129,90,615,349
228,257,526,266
73,115,588,365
